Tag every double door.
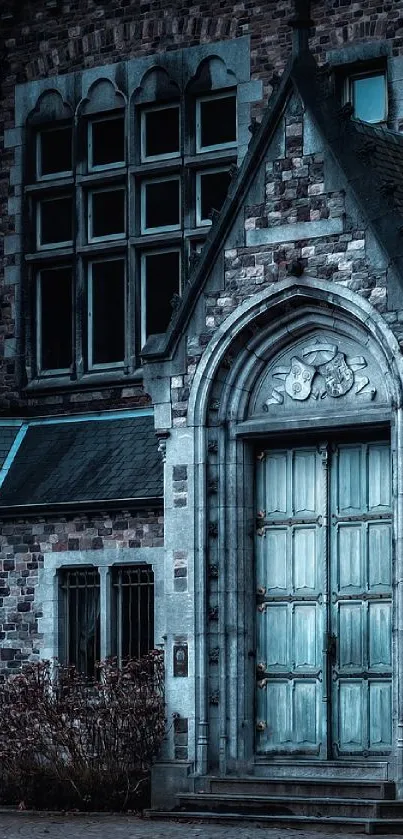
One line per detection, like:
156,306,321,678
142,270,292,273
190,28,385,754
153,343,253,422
255,441,392,758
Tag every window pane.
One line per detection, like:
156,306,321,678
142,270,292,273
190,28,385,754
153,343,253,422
40,196,72,245
199,95,236,148
62,569,100,676
91,116,125,167
113,566,154,661
39,267,72,371
143,106,180,158
144,179,180,230
199,169,231,223
91,259,125,365
39,126,72,176
352,74,386,123
90,189,125,238
144,250,180,337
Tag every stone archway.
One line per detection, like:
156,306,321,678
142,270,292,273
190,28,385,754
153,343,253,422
188,277,403,786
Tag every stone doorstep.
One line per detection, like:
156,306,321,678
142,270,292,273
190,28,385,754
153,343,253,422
175,791,403,819
195,776,395,800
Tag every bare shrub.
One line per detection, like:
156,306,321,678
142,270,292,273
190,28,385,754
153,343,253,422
0,652,165,810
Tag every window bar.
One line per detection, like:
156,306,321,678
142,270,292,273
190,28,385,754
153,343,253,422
128,569,133,659
117,567,123,665
112,565,154,663
65,571,70,667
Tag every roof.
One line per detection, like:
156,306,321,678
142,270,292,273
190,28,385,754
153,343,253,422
142,49,403,362
0,415,163,510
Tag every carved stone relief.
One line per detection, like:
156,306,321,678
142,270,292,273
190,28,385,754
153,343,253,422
250,333,388,418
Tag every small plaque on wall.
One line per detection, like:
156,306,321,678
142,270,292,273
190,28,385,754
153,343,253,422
173,643,188,677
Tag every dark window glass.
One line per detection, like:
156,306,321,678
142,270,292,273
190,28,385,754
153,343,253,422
40,266,72,371
143,106,180,158
39,126,72,177
199,169,231,222
351,73,386,123
199,94,236,148
91,259,125,365
144,179,180,229
91,189,125,238
61,569,100,676
112,566,154,661
40,196,72,245
144,250,180,337
91,116,125,167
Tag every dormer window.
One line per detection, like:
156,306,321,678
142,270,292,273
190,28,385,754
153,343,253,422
346,70,387,124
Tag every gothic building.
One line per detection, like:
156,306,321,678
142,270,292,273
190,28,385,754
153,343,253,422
2,0,403,827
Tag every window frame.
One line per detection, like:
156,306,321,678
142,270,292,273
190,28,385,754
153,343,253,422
195,165,231,227
59,566,101,676
112,564,154,664
36,263,73,376
87,112,126,173
140,102,181,163
196,91,238,153
140,175,182,234
344,68,388,124
140,247,182,347
36,123,73,182
36,193,74,251
87,255,127,371
57,561,155,674
87,185,127,243
21,51,244,387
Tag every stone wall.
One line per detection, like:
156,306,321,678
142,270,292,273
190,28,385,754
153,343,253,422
0,508,163,673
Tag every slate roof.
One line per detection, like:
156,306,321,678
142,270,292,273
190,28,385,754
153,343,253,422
0,426,20,469
0,416,162,509
142,49,403,361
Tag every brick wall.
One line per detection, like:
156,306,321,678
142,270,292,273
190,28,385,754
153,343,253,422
0,508,163,672
1,0,403,415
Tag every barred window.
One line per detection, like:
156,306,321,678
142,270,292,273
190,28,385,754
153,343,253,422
112,565,154,663
60,568,100,677
59,564,154,674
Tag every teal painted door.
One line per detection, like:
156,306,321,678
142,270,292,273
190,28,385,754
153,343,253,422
255,442,392,758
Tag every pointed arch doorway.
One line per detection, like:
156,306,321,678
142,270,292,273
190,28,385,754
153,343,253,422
189,278,403,782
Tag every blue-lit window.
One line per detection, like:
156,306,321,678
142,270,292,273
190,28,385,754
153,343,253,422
348,71,387,124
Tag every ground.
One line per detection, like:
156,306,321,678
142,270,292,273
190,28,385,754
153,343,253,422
0,814,402,839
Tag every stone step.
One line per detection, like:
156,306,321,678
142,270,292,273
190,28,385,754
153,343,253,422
200,777,396,800
177,792,403,820
145,809,403,834
254,760,389,780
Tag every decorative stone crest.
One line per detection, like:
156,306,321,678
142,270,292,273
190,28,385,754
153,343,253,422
263,340,376,410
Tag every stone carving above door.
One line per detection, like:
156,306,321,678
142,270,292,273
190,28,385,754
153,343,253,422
250,332,388,418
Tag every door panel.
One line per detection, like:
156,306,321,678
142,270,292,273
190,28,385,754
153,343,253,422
331,442,392,756
256,439,392,759
256,447,323,756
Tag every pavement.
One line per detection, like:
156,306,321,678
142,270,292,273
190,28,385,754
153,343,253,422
0,814,403,839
